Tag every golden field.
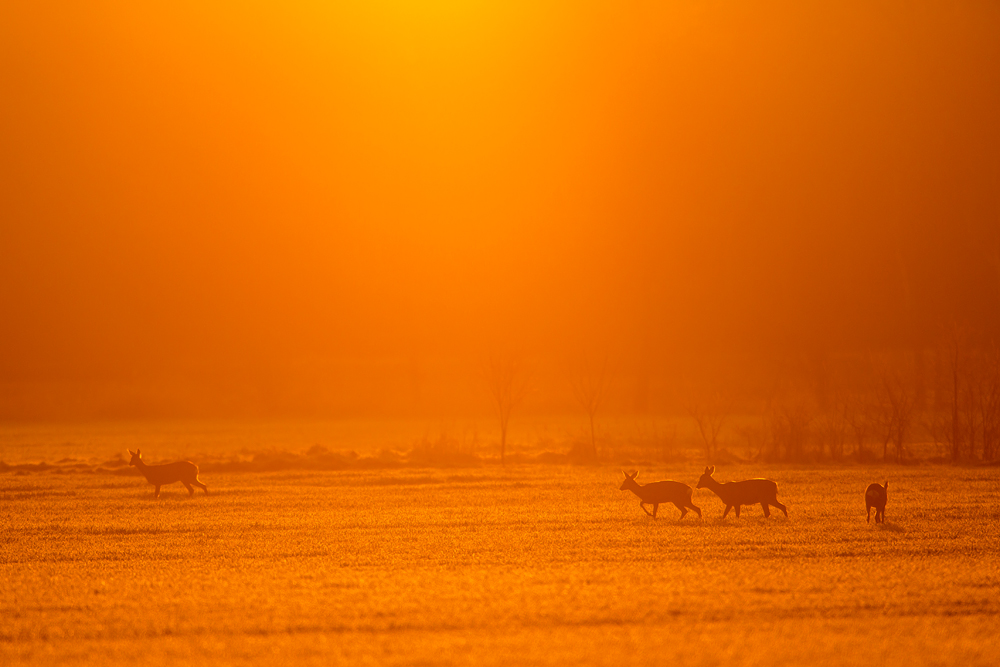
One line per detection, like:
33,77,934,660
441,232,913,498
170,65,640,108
2,453,997,666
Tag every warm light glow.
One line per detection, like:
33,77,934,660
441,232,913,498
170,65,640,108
2,5,1000,666
1,1,998,418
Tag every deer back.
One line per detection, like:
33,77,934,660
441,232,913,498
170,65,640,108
716,478,778,505
636,480,692,504
141,460,199,485
865,482,887,508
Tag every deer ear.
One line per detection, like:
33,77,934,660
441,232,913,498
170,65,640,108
631,471,638,479
622,470,628,479
884,480,888,490
709,465,716,474
128,449,134,456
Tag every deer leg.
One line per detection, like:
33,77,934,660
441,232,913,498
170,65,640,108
154,485,161,499
690,502,702,518
195,480,208,494
734,504,741,518
773,501,788,518
674,502,687,519
652,503,659,519
761,502,771,518
640,502,654,517
723,505,731,519
184,482,194,496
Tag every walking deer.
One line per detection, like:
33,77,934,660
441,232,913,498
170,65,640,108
619,471,702,519
865,480,888,523
696,466,787,518
128,449,208,498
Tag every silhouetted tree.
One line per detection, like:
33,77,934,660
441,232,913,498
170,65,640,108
845,393,875,462
975,343,1000,461
937,329,988,462
771,401,813,461
570,355,611,460
872,357,915,462
950,333,964,461
485,353,527,465
686,390,731,463
736,422,766,462
815,396,849,460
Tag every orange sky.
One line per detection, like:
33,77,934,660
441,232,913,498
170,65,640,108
2,1,999,419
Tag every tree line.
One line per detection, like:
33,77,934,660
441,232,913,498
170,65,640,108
689,342,1000,464
485,339,1000,465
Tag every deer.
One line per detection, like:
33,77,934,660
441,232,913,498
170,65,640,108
865,480,888,523
619,471,702,519
128,449,208,498
696,465,787,518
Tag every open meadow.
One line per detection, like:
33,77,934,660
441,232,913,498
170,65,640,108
2,453,998,666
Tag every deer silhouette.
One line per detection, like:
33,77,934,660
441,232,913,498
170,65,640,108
128,449,208,498
696,465,787,518
865,480,888,523
619,471,702,519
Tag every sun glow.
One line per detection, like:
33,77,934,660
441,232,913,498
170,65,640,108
2,1,998,419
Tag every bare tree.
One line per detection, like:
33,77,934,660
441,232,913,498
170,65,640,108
923,409,951,460
686,390,731,463
949,333,964,461
957,341,1000,462
485,353,527,466
657,421,678,462
926,333,973,462
770,401,813,461
815,397,849,461
627,419,677,462
976,343,1000,461
735,422,765,462
939,330,986,462
872,357,915,462
744,387,778,462
845,393,874,462
570,356,612,460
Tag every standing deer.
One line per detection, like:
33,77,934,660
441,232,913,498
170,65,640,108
128,449,208,498
865,480,888,523
619,471,702,519
696,465,787,518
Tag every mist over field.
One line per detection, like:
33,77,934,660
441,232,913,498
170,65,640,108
2,1,1000,665
2,1,999,422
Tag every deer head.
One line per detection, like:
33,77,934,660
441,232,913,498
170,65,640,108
128,449,142,466
619,470,639,491
696,465,716,489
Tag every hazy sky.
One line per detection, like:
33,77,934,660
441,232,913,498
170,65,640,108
2,1,999,418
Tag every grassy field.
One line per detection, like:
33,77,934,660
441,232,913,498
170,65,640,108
1,462,998,666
